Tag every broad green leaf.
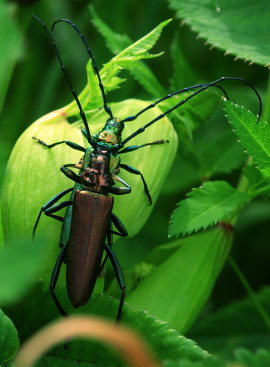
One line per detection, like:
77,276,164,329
0,237,47,305
2,100,177,267
225,101,270,179
168,0,270,66
169,181,250,237
0,309,19,364
127,227,233,333
0,2,23,114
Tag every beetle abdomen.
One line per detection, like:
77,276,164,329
66,190,114,307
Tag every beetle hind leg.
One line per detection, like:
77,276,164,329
105,244,125,321
50,244,69,317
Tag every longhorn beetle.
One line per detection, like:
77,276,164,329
33,16,262,320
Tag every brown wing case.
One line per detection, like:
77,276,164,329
66,190,114,307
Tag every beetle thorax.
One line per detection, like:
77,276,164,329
95,117,124,146
80,150,114,193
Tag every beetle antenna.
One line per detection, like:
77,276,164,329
121,76,262,146
122,83,230,123
51,18,113,120
33,14,96,148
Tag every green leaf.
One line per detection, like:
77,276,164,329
190,287,270,355
99,18,169,97
81,17,169,111
89,5,131,54
170,32,198,89
127,227,233,333
0,237,47,305
164,349,270,367
18,294,207,366
169,181,250,237
234,348,270,367
127,61,167,98
196,130,246,177
0,2,23,114
0,309,19,364
224,101,270,179
168,0,270,66
192,287,270,337
0,204,3,249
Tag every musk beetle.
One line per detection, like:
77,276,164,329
33,16,262,320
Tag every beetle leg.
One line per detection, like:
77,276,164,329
99,213,128,274
120,163,152,205
50,243,69,317
63,163,83,169
32,137,86,152
61,166,82,184
110,213,128,237
118,139,168,154
33,188,73,236
44,200,73,220
110,175,131,195
105,244,126,321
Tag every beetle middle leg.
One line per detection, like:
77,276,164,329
33,187,73,236
118,139,168,154
99,214,128,274
120,163,152,205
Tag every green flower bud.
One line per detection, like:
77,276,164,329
2,99,178,280
127,225,233,333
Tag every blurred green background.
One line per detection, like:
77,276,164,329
1,0,270,353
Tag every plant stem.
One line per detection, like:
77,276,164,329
229,257,270,331
251,183,270,198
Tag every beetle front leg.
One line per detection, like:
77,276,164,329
32,137,86,152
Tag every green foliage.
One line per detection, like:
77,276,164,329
1,1,270,366
127,227,233,333
169,181,250,237
191,287,270,348
89,6,167,97
0,1,23,114
164,349,270,367
168,0,270,66
0,309,19,364
225,101,270,179
0,238,48,305
17,294,207,367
